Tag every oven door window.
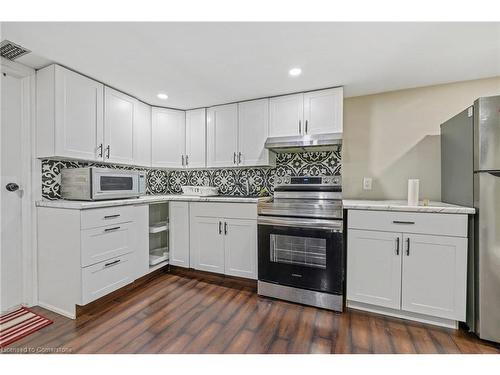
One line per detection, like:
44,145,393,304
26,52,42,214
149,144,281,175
99,176,133,191
258,224,343,294
270,234,326,269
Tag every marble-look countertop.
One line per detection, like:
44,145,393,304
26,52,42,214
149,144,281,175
36,194,272,210
342,199,475,214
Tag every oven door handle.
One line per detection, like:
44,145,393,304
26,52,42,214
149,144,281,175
257,216,343,232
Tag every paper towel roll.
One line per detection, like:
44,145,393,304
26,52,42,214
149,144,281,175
408,179,419,206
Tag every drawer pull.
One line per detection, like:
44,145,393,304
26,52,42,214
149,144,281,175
104,214,120,219
104,226,121,232
393,220,415,225
104,259,121,267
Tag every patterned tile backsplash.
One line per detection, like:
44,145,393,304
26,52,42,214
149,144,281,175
41,149,342,200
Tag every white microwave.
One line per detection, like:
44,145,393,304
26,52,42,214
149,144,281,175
61,167,146,201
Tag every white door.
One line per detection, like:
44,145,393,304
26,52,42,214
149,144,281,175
347,229,402,309
152,108,186,168
191,216,224,273
401,233,467,321
269,93,304,137
206,104,238,167
185,108,206,168
133,100,152,167
303,87,343,135
169,202,190,268
238,99,270,167
54,65,104,161
104,87,135,164
1,71,25,313
224,218,257,279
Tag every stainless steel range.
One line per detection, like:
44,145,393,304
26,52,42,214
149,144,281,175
257,176,344,311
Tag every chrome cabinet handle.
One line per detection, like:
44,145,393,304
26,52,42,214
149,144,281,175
233,152,237,164
181,155,185,166
393,220,415,225
406,238,410,256
218,221,222,234
224,222,228,235
185,155,189,166
104,259,121,268
97,143,103,158
104,214,120,219
105,145,110,159
238,152,242,164
104,226,120,232
299,120,302,134
305,120,308,134
395,237,400,255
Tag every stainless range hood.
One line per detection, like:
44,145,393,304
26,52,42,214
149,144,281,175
264,132,342,153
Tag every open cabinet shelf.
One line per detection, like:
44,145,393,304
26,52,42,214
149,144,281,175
148,202,169,273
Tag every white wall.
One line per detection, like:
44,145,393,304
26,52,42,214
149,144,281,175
342,76,500,200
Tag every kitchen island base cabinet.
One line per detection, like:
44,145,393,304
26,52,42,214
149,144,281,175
189,202,258,280
346,210,468,328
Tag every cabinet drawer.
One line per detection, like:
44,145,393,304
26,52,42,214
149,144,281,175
81,252,135,305
348,210,467,237
81,222,134,267
81,206,135,229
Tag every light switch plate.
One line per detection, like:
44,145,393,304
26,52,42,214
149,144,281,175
363,177,372,190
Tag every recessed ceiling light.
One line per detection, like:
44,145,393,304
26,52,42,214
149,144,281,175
157,92,168,100
289,68,302,77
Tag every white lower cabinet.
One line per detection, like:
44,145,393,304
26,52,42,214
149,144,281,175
189,202,258,279
347,210,468,327
347,230,402,309
37,205,149,319
169,202,190,267
224,218,257,279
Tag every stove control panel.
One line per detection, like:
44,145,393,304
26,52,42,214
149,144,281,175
275,175,341,186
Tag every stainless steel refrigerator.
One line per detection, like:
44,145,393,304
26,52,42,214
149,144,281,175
441,95,500,343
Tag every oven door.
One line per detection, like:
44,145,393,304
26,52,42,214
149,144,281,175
258,216,343,295
92,169,139,200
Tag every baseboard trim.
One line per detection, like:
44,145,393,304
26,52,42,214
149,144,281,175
38,301,76,319
347,300,459,329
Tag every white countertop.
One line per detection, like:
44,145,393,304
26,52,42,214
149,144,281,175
342,199,475,214
36,194,272,210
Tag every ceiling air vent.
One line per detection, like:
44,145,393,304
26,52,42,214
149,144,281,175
0,40,31,61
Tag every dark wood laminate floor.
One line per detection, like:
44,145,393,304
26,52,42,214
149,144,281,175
4,271,500,354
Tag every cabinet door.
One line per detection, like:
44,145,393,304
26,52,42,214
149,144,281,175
152,108,186,168
269,93,304,137
303,87,343,135
169,202,190,268
104,87,135,164
347,229,402,309
238,99,270,166
401,233,467,321
206,104,238,167
191,216,224,274
224,218,257,279
133,101,152,167
54,65,104,161
185,108,206,168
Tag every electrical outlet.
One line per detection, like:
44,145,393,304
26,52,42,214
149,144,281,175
363,177,372,190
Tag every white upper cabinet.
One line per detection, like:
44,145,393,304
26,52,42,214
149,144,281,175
303,87,343,134
133,101,152,167
37,64,104,161
238,99,270,167
269,93,304,137
104,87,135,164
269,88,343,137
207,104,238,167
151,107,186,168
185,108,206,168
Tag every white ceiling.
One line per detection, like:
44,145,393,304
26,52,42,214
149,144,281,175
2,22,499,109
